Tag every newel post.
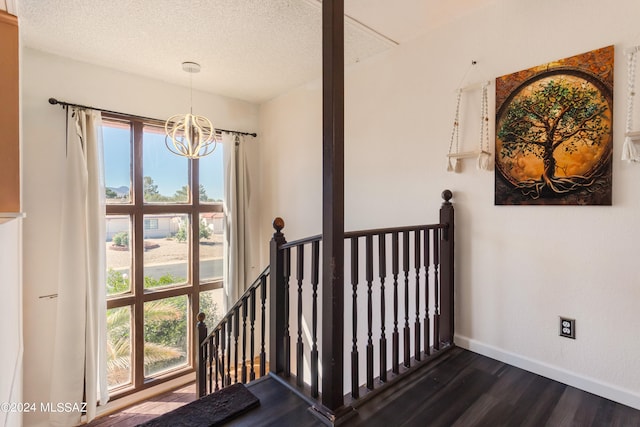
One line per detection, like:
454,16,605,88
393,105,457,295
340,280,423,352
196,312,207,398
439,190,455,346
269,217,287,374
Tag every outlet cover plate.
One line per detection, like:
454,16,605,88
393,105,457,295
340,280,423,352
560,317,575,339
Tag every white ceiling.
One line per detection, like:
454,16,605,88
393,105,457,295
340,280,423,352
17,0,496,104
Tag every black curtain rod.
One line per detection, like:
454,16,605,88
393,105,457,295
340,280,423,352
48,97,258,138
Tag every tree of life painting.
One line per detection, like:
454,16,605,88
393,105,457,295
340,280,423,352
495,46,613,205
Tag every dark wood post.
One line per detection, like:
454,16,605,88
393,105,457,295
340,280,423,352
321,0,345,415
269,217,287,374
196,312,207,398
439,190,455,346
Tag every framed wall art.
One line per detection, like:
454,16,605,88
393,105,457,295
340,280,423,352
495,46,614,205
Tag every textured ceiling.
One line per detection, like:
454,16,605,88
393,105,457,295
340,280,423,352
17,0,497,103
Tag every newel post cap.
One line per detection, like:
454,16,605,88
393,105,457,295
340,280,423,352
273,217,285,233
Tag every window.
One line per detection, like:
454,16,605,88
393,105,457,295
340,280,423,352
143,218,159,230
103,115,224,396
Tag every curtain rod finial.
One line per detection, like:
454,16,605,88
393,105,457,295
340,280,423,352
48,98,59,105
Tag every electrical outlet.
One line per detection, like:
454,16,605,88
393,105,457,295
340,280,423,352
559,317,575,339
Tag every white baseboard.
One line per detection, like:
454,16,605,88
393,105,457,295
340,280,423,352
455,334,640,411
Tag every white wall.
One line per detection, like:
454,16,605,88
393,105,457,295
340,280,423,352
258,0,640,409
21,48,259,426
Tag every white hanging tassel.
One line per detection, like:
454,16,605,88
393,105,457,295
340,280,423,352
477,151,491,170
623,49,640,162
477,82,491,170
622,136,640,162
447,157,461,172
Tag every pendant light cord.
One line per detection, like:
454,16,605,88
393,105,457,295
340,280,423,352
189,71,194,114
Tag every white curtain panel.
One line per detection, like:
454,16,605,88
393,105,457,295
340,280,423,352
49,109,108,426
222,134,251,311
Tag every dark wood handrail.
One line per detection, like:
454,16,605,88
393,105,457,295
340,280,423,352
345,223,447,239
201,266,270,338
281,223,447,250
281,234,322,249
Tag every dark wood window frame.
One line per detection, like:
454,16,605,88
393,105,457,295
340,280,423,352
103,113,223,399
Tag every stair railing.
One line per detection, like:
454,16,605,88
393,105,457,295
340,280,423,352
196,267,270,398
197,190,454,421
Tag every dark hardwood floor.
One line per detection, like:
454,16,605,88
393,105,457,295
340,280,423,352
86,348,640,426
346,347,640,426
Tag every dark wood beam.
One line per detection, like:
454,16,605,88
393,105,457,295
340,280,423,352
321,0,345,413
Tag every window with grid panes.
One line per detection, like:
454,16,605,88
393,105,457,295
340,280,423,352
102,114,224,396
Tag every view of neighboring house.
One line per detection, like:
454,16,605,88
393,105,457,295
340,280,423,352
106,213,223,241
106,215,181,241
201,212,224,235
